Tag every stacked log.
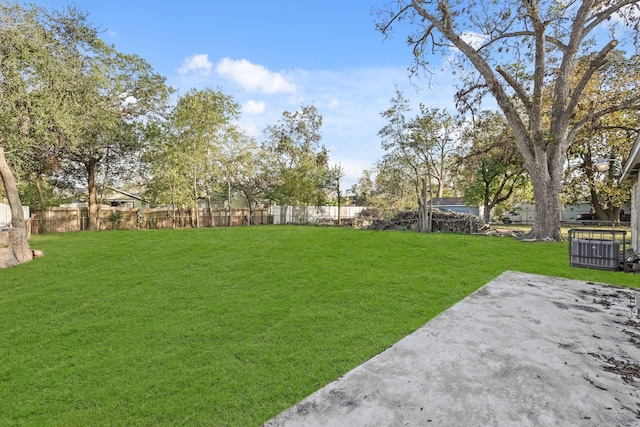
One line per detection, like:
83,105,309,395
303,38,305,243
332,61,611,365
431,209,486,233
353,208,383,229
362,208,486,234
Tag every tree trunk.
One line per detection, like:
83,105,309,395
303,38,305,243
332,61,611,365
590,187,609,221
609,206,621,223
207,193,214,228
35,175,45,207
0,231,19,268
418,177,431,233
192,168,200,228
227,180,232,227
0,145,33,266
87,160,99,230
520,153,563,242
337,185,342,226
483,187,492,223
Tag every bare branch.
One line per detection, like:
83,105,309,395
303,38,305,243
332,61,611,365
410,1,530,146
496,66,531,112
375,4,413,39
584,0,640,34
481,30,567,53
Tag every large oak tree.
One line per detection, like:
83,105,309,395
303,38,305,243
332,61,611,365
377,0,640,241
0,3,95,264
61,41,170,230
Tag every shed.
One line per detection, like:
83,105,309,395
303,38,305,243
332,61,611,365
621,134,640,253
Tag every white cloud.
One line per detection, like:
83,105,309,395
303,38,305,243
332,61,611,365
327,97,340,109
222,66,458,188
238,120,261,138
243,100,266,115
216,58,297,94
178,54,213,77
122,95,137,107
460,32,489,49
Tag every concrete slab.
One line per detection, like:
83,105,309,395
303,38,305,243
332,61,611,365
264,271,640,426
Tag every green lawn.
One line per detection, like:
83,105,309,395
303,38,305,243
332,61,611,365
1,226,638,426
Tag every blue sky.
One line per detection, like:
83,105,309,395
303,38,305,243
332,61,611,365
36,0,460,188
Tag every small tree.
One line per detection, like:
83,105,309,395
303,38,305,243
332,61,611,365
149,88,239,227
262,105,329,209
379,89,458,232
327,164,345,224
233,138,267,225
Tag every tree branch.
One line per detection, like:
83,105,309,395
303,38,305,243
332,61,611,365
584,0,640,34
523,0,547,134
481,30,567,53
375,4,413,39
410,1,530,151
496,66,531,112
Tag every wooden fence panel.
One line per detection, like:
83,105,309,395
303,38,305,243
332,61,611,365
30,207,271,234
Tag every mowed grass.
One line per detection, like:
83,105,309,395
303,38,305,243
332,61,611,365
1,226,638,426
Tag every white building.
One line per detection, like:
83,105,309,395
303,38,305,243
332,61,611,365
0,203,30,229
621,134,640,253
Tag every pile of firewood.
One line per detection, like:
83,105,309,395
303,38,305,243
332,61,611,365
432,209,487,233
360,208,486,234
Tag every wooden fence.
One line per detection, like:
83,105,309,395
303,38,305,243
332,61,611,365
29,207,271,234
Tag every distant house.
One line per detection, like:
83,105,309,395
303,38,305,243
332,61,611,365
61,187,150,209
621,134,640,253
102,187,150,209
427,197,484,218
207,196,251,210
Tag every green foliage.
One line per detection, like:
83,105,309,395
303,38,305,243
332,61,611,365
458,111,530,221
144,88,240,210
262,104,330,206
0,227,637,425
374,89,458,220
59,36,171,228
563,51,640,220
323,163,345,207
0,0,171,232
231,138,269,210
0,3,93,187
107,210,124,226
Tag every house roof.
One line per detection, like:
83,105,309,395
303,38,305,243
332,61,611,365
621,133,640,184
428,197,467,206
106,186,147,202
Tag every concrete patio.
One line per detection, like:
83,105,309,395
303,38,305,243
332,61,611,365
264,271,640,426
